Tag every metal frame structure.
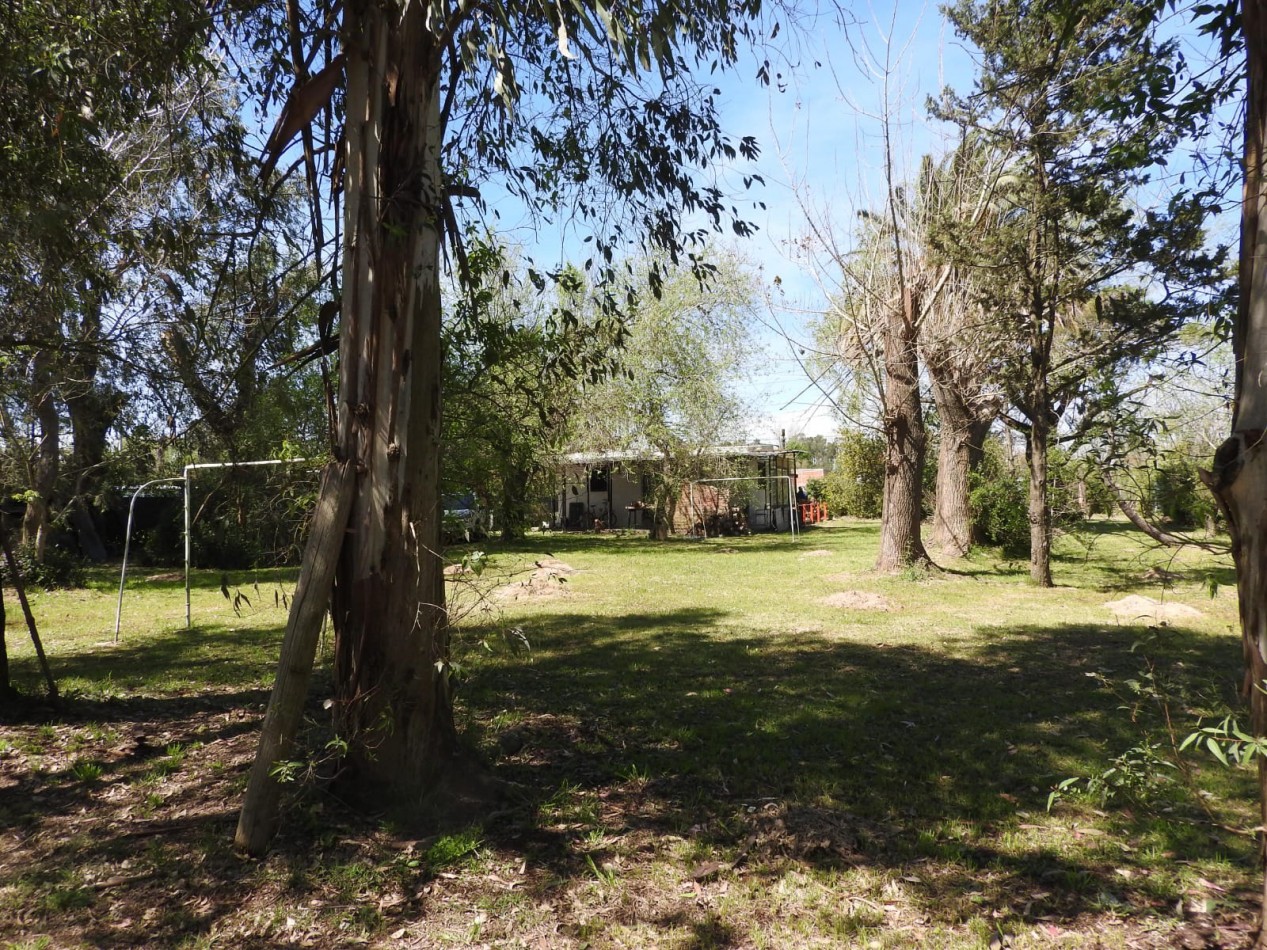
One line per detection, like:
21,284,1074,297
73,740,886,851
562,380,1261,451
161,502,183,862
686,474,799,540
113,458,310,641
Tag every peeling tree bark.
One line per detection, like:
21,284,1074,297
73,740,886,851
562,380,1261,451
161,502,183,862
1203,4,1267,942
326,1,455,810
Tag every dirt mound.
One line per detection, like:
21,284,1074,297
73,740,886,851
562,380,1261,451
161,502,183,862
820,591,893,611
1103,594,1203,624
799,549,833,558
494,559,578,602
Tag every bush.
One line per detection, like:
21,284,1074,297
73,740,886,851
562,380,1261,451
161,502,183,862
969,441,1029,554
970,470,1029,554
1152,453,1219,530
804,478,827,503
823,431,884,518
2,544,86,590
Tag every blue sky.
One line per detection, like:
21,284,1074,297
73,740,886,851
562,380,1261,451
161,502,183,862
699,0,1239,444
701,2,978,442
466,4,979,443
257,2,1235,447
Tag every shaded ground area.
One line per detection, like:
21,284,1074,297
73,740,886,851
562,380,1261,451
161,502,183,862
0,526,1258,948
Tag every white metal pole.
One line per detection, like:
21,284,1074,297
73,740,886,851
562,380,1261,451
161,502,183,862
775,476,795,542
113,476,184,643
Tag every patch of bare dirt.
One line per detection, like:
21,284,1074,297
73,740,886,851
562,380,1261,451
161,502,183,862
143,571,183,582
1103,594,1204,624
494,559,578,602
819,591,893,611
799,549,833,558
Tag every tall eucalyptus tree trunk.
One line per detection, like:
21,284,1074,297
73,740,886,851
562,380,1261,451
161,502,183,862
327,0,454,807
1203,5,1267,940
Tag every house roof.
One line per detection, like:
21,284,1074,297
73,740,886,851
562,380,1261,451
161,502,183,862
561,443,791,466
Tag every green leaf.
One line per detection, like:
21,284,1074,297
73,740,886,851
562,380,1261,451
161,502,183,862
1205,736,1229,766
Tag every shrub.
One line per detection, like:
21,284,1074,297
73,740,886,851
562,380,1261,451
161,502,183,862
969,470,1029,554
804,478,827,503
823,431,884,518
2,544,86,590
1153,453,1219,530
969,442,1029,554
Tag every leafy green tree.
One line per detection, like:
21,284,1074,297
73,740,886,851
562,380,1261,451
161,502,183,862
785,433,837,472
0,2,217,558
444,244,619,540
233,0,772,838
937,0,1223,585
576,254,757,539
0,3,290,561
823,430,885,519
968,439,1029,554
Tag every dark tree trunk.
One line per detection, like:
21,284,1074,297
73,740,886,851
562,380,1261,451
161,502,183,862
326,1,455,810
1025,410,1053,587
876,287,932,571
499,462,530,542
65,388,116,562
928,366,991,557
62,291,114,561
0,583,12,702
22,348,59,562
648,458,675,540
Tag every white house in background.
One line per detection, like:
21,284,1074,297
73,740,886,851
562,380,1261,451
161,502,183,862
552,443,800,535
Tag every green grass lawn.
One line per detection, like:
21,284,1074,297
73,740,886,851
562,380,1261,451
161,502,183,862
0,518,1259,949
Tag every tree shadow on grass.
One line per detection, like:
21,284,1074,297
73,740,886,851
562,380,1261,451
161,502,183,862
0,597,1253,946
458,607,1253,932
0,683,279,947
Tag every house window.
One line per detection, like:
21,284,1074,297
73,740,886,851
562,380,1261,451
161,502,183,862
589,467,609,492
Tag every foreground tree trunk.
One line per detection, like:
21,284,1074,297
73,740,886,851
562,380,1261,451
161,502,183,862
1204,6,1267,942
325,1,454,809
876,287,932,571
